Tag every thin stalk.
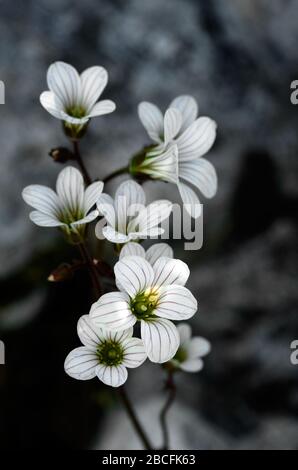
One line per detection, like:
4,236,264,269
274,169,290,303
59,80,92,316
78,242,101,298
159,371,176,450
103,166,129,184
72,140,92,185
118,386,152,450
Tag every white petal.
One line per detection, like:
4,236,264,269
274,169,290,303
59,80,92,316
178,181,202,218
128,200,172,234
40,91,64,120
177,323,192,345
96,364,128,387
164,108,182,144
179,158,217,198
186,337,211,358
47,61,80,108
101,226,130,244
119,242,146,259
176,117,217,161
169,95,198,132
56,166,84,214
141,144,179,183
96,193,116,227
77,314,104,349
141,318,179,363
29,211,65,227
87,100,116,117
64,346,98,380
115,180,146,234
71,209,98,226
58,109,89,125
103,328,134,343
114,256,154,297
153,258,190,287
83,181,104,213
145,243,173,266
80,66,108,110
22,185,61,217
180,358,203,372
90,291,136,331
122,338,147,368
156,285,197,320
138,102,164,143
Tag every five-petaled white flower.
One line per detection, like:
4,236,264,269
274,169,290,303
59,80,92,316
120,241,173,266
95,180,172,244
170,323,211,372
22,166,103,242
64,315,146,387
90,255,197,363
138,95,217,218
40,61,116,137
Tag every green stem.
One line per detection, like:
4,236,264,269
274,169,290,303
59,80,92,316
72,140,92,185
118,386,152,450
103,166,129,184
78,241,102,298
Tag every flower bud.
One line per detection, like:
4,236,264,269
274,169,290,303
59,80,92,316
49,147,74,163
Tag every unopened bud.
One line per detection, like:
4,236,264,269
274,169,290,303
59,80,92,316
49,147,74,163
48,263,73,282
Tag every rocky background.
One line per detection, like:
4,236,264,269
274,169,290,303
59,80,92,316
0,0,298,449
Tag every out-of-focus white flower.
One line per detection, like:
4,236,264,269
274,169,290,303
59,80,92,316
40,61,116,137
170,323,211,372
90,255,197,363
95,180,172,244
138,96,217,218
22,166,103,242
120,241,173,266
64,315,146,387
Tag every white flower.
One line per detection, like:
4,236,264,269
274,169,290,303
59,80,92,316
64,315,146,387
40,61,116,135
131,144,179,184
22,166,103,242
170,323,211,372
90,255,197,363
120,241,173,266
138,95,217,218
95,180,172,244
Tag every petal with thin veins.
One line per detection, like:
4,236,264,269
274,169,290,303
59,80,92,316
138,102,164,143
153,258,190,287
29,211,64,227
128,200,172,233
47,61,81,108
96,364,128,387
22,185,61,217
122,338,147,368
90,291,136,331
87,100,116,117
96,193,116,227
141,318,179,363
164,108,182,144
71,209,98,226
178,181,202,219
119,242,146,259
179,158,217,198
156,285,197,320
115,180,146,235
40,91,64,119
145,243,173,266
64,347,98,380
56,166,85,214
176,117,217,161
80,66,108,110
114,256,154,297
169,95,198,132
101,226,130,244
77,314,104,349
83,181,104,213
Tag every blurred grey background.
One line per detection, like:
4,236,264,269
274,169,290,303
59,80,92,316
0,0,298,449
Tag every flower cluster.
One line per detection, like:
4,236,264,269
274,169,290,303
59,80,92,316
22,61,213,389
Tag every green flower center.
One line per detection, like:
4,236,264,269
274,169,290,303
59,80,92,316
96,341,124,366
66,105,87,119
59,207,85,225
130,290,159,320
173,347,188,363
